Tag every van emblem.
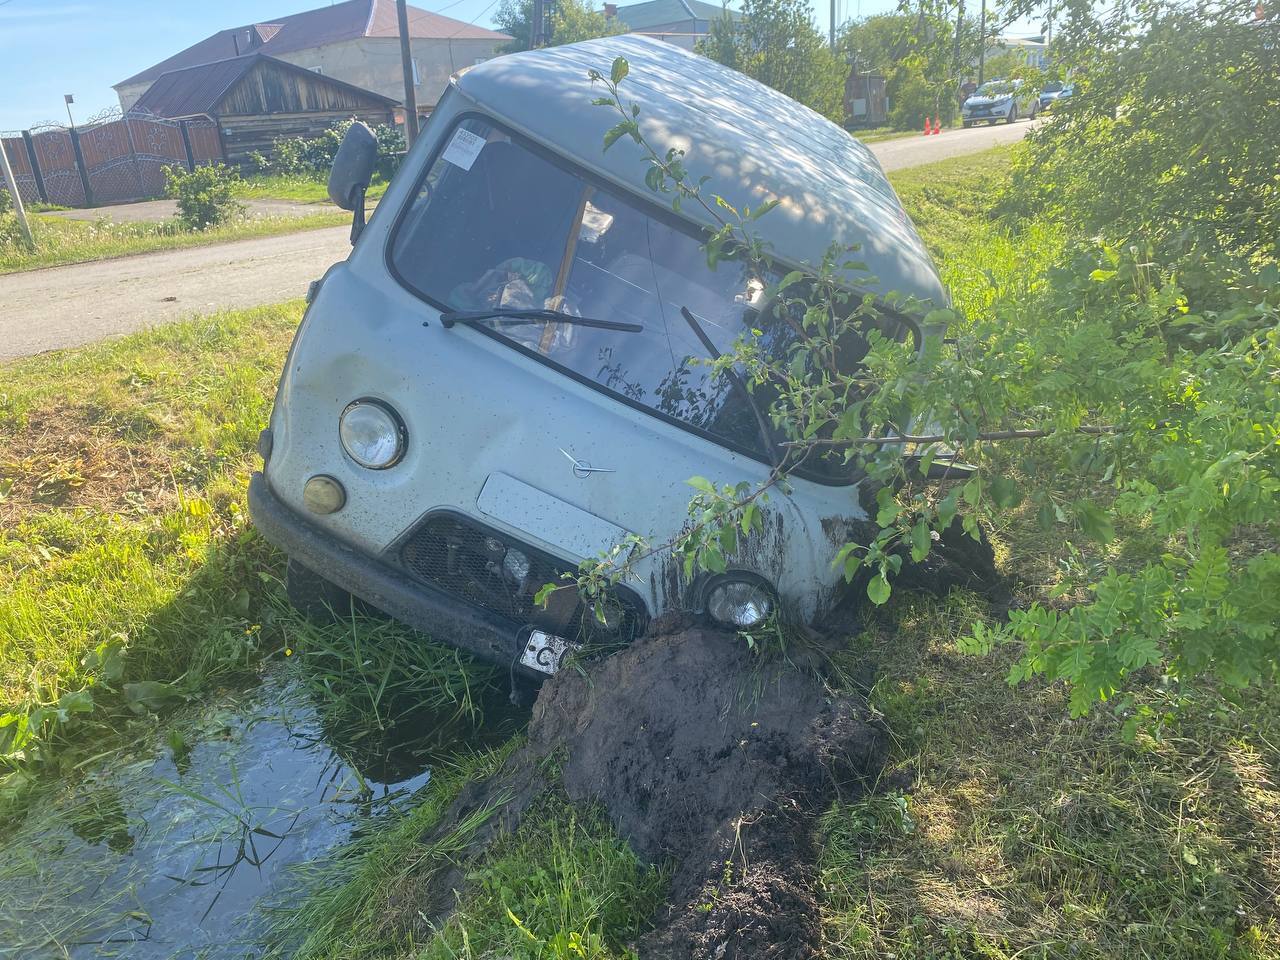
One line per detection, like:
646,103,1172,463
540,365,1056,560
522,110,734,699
560,448,615,479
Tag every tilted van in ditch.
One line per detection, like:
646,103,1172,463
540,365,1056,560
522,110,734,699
249,35,947,678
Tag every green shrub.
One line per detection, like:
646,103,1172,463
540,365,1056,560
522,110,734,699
250,119,405,181
163,164,244,230
1006,4,1279,276
0,187,12,215
888,66,957,129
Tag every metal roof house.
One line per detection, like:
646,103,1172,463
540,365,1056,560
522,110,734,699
610,0,741,49
132,54,398,167
114,0,510,118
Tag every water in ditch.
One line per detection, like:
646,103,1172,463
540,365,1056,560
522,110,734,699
0,664,513,959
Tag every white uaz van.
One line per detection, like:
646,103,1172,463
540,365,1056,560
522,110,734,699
249,35,947,678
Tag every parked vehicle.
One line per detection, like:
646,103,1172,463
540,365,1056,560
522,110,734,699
962,78,1039,126
1040,82,1075,110
249,35,948,679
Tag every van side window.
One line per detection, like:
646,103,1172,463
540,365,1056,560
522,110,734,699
388,117,859,482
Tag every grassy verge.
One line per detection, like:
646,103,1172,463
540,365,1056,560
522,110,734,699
852,126,923,144
0,306,302,810
0,209,346,275
233,173,391,205
3,147,1275,957
820,593,1280,959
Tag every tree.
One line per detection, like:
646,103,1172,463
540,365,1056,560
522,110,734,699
493,0,628,52
837,9,966,127
698,0,848,121
837,13,922,71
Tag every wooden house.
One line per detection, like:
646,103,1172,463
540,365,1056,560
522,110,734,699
131,53,398,166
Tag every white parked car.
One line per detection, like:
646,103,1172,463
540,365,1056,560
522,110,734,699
962,78,1039,126
249,35,948,678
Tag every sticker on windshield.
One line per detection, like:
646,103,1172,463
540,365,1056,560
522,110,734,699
442,128,485,171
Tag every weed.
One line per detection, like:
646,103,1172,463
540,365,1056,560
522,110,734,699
421,797,669,960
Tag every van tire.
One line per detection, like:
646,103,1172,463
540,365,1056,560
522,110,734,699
286,557,356,623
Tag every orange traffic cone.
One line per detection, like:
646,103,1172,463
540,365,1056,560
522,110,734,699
933,116,942,134
923,117,933,136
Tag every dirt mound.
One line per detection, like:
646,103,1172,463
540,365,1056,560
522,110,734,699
423,619,888,958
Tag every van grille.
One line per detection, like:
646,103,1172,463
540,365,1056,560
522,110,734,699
397,514,647,646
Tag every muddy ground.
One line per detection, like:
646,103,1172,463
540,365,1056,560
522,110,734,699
416,524,1002,958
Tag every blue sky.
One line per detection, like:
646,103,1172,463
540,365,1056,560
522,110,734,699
0,0,1042,131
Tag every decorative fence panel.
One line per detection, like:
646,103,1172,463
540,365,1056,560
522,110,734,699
0,136,41,204
0,111,224,210
28,126,85,207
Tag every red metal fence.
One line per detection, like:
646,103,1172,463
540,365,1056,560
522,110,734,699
1,110,224,209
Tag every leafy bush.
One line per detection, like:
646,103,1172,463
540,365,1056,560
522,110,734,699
1007,4,1279,277
888,66,957,129
163,164,244,230
585,45,1279,724
0,187,11,215
250,119,404,181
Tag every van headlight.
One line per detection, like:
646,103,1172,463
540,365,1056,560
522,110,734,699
705,575,776,629
339,399,406,469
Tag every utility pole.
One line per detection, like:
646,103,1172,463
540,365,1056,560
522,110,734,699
977,0,987,85
63,93,75,129
396,0,419,147
830,0,836,49
532,0,546,47
0,142,34,250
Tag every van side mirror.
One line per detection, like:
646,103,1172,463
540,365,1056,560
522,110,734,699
328,122,378,243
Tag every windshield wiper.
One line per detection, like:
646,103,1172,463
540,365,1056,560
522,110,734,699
679,306,783,471
439,307,642,333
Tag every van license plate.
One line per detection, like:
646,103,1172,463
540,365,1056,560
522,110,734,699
520,630,578,675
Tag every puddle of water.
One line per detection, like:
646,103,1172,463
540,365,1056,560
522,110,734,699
0,664,509,959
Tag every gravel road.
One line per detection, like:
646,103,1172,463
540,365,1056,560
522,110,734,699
0,120,1035,363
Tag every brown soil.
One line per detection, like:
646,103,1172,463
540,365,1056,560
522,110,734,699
0,403,174,526
419,618,889,958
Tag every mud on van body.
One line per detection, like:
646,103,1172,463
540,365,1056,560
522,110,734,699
249,35,947,679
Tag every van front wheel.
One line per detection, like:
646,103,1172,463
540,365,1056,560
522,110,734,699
286,558,355,624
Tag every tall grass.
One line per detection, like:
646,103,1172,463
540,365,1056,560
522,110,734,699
0,209,346,274
0,306,301,815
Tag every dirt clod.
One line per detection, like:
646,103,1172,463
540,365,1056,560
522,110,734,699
421,622,887,958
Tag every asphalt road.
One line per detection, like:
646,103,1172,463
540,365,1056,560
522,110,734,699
0,120,1036,363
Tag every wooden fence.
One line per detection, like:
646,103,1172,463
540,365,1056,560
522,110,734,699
1,112,224,209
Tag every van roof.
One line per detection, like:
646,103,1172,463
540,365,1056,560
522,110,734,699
453,35,945,311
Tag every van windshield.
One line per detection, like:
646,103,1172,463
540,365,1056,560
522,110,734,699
389,117,870,481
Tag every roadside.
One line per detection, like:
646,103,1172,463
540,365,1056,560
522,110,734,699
872,116,1041,171
0,120,1035,363
44,197,321,223
0,228,348,361
2,148,1274,959
0,209,347,280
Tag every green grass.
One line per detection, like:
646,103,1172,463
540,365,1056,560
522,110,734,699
818,593,1280,959
0,208,346,274
233,173,391,205
266,765,668,960
3,145,1276,958
0,305,302,816
807,144,1280,960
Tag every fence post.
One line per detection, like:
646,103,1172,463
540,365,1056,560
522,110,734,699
21,131,48,204
68,126,94,207
178,120,196,171
121,115,145,199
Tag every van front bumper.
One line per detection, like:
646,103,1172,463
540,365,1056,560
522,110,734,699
248,471,534,675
